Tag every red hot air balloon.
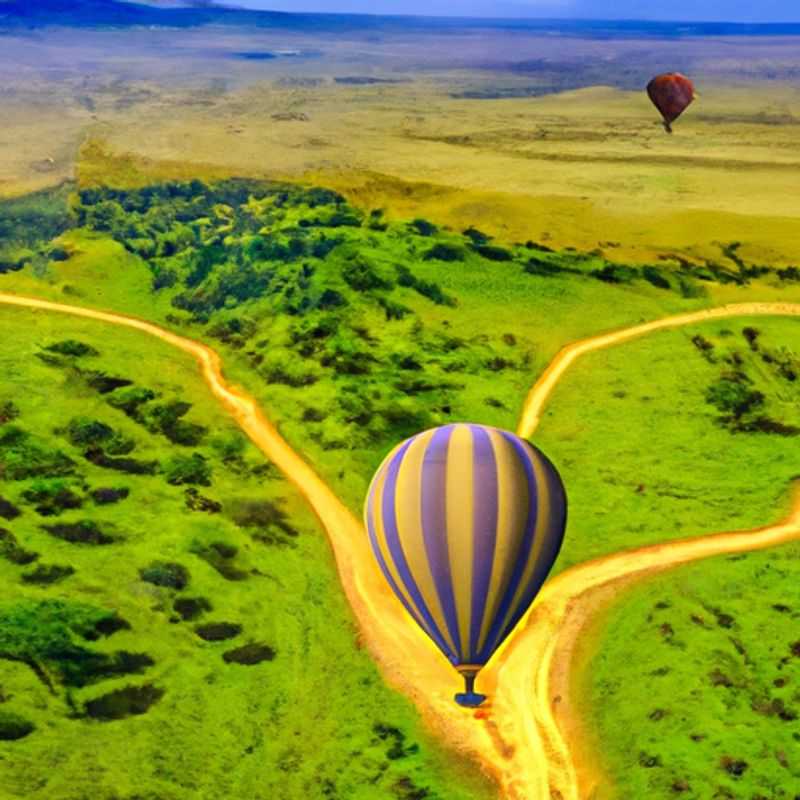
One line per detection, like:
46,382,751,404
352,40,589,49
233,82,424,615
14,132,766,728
647,73,696,133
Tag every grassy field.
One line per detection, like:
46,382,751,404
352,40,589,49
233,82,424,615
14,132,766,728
535,318,800,571
0,308,493,800
533,318,800,798
584,542,800,799
4,173,800,799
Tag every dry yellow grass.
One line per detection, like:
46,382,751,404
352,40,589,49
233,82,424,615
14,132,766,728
4,26,800,264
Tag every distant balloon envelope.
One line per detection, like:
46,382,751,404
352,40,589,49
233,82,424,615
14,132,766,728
647,72,696,133
364,423,567,707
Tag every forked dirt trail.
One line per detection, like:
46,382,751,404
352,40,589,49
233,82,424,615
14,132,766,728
2,293,800,800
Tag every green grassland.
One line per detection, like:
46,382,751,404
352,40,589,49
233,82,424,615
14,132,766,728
5,176,800,519
535,319,800,798
0,309,493,800
585,543,800,799
4,176,800,799
535,318,800,571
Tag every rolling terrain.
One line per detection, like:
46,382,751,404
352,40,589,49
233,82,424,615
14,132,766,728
2,7,800,800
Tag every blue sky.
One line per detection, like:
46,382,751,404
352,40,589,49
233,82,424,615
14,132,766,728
219,0,800,22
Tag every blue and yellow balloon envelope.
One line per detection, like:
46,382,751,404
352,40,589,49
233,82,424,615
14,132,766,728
364,423,567,707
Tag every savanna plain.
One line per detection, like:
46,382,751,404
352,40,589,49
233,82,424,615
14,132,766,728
2,9,800,800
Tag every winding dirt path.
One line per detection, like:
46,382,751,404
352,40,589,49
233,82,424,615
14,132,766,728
3,293,800,800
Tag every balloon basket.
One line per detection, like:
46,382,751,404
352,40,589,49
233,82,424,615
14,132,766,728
454,669,486,707
455,691,487,708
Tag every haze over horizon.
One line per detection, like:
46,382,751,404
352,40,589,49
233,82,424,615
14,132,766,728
215,0,800,23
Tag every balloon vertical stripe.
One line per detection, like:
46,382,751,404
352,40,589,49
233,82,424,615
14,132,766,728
445,425,476,661
469,426,498,660
477,430,540,660
421,426,462,657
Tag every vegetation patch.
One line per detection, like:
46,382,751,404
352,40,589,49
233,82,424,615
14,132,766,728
0,426,75,480
42,520,116,545
0,711,35,741
22,480,83,516
173,596,212,621
139,561,189,590
0,528,38,565
0,599,151,688
222,643,275,665
21,563,76,585
194,622,242,642
84,684,164,721
90,486,130,505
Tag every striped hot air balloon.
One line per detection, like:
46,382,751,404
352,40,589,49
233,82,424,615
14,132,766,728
364,423,567,707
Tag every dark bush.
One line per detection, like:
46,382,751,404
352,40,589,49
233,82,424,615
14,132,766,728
0,528,38,565
592,263,638,284
317,288,347,310
140,561,189,590
152,266,178,291
42,520,115,545
378,296,412,320
84,448,158,475
164,453,212,486
85,373,134,395
691,335,715,361
720,756,748,777
21,563,75,585
185,488,222,513
301,406,327,423
777,266,800,282
67,418,114,447
90,487,130,505
642,266,671,289
462,226,490,245
0,712,34,741
0,496,20,520
106,387,157,418
706,374,764,420
409,218,437,236
84,684,164,721
424,242,465,262
742,326,761,349
473,243,513,262
222,643,275,664
524,256,563,276
174,597,212,621
44,340,98,358
192,541,248,581
22,482,83,516
195,622,242,641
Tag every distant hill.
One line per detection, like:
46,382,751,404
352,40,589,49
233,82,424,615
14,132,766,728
1,0,800,35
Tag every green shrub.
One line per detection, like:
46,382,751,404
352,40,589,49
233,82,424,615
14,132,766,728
67,417,114,447
341,256,393,292
0,401,19,424
0,712,34,741
424,242,466,262
139,561,190,590
0,426,75,480
409,218,437,236
164,453,212,486
473,243,513,262
44,340,99,358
